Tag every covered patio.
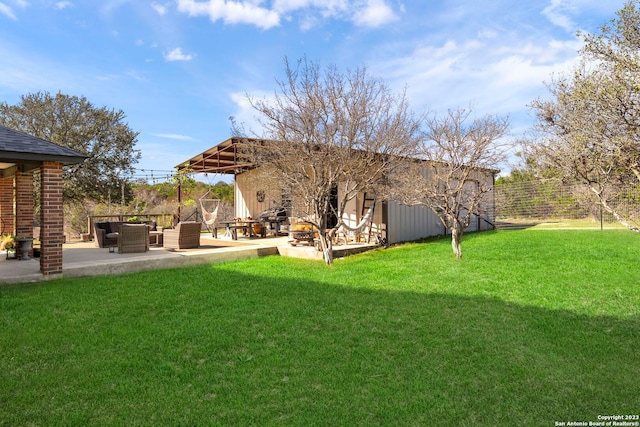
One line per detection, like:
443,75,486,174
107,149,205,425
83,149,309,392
0,234,282,284
176,138,386,246
0,126,86,278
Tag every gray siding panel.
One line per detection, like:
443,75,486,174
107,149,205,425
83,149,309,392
386,201,443,244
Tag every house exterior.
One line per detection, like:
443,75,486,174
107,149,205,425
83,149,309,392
0,125,86,276
177,137,497,245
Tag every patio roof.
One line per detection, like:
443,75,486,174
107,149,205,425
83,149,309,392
175,137,255,175
0,125,87,175
176,136,503,178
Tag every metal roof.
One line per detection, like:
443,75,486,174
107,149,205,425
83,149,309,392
175,137,254,175
177,137,502,177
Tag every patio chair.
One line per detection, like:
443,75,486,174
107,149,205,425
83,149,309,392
117,224,149,254
94,221,122,248
163,221,202,250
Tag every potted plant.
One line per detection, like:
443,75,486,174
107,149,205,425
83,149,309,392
1,234,16,259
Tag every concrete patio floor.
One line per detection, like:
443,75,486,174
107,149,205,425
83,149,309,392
0,234,378,285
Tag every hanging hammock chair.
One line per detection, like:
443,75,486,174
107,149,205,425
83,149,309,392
199,191,220,236
339,196,376,244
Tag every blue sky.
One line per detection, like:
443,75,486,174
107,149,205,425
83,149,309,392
0,0,624,181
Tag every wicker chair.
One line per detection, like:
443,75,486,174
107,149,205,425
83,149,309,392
163,222,202,250
94,221,123,248
117,224,149,254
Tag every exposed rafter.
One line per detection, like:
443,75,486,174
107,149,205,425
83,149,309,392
175,137,255,175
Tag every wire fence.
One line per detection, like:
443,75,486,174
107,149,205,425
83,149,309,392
495,179,640,228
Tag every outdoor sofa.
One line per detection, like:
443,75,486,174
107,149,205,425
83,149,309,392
94,220,158,249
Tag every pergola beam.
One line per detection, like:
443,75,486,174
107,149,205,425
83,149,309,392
176,137,256,175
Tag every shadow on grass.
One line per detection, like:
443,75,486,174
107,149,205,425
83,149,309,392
1,266,638,426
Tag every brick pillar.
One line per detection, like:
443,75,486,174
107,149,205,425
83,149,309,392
40,162,64,276
15,172,34,239
0,176,14,235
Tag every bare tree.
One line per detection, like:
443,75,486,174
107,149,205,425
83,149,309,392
393,108,510,259
244,57,423,264
527,1,640,232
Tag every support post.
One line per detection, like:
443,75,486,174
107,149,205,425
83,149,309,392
40,162,64,276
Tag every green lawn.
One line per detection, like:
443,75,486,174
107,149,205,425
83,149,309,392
1,230,638,426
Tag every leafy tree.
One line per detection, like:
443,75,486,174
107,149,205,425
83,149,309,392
244,57,423,264
527,1,640,231
393,108,510,259
0,91,141,203
208,180,234,202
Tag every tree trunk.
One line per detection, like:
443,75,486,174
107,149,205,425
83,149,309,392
451,226,463,259
602,201,640,233
319,232,334,265
589,185,640,233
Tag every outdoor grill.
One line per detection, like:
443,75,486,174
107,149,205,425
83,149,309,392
258,207,288,235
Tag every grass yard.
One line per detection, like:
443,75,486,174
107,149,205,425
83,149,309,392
1,229,638,426
499,217,629,229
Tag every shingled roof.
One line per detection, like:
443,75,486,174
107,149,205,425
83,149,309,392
0,125,87,164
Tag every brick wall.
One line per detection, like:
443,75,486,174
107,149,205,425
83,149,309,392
40,162,64,276
15,172,34,239
0,176,14,235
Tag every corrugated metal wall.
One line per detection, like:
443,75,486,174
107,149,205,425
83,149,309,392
468,169,496,232
235,168,283,219
385,201,444,244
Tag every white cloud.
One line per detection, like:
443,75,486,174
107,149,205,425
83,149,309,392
154,133,195,140
478,29,498,40
175,0,399,30
176,0,280,29
54,1,73,10
0,42,89,96
374,35,584,123
164,47,194,61
273,0,347,15
352,0,397,27
273,0,347,29
151,1,167,15
229,89,272,135
542,0,577,32
101,0,130,16
298,14,318,31
0,2,17,20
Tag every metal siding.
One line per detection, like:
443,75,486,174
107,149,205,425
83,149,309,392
385,166,496,243
234,176,247,219
480,178,496,231
386,200,443,244
236,168,284,219
463,180,479,232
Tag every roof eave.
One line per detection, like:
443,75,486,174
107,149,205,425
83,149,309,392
0,150,87,165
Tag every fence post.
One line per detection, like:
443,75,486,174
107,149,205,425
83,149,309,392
600,204,603,231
